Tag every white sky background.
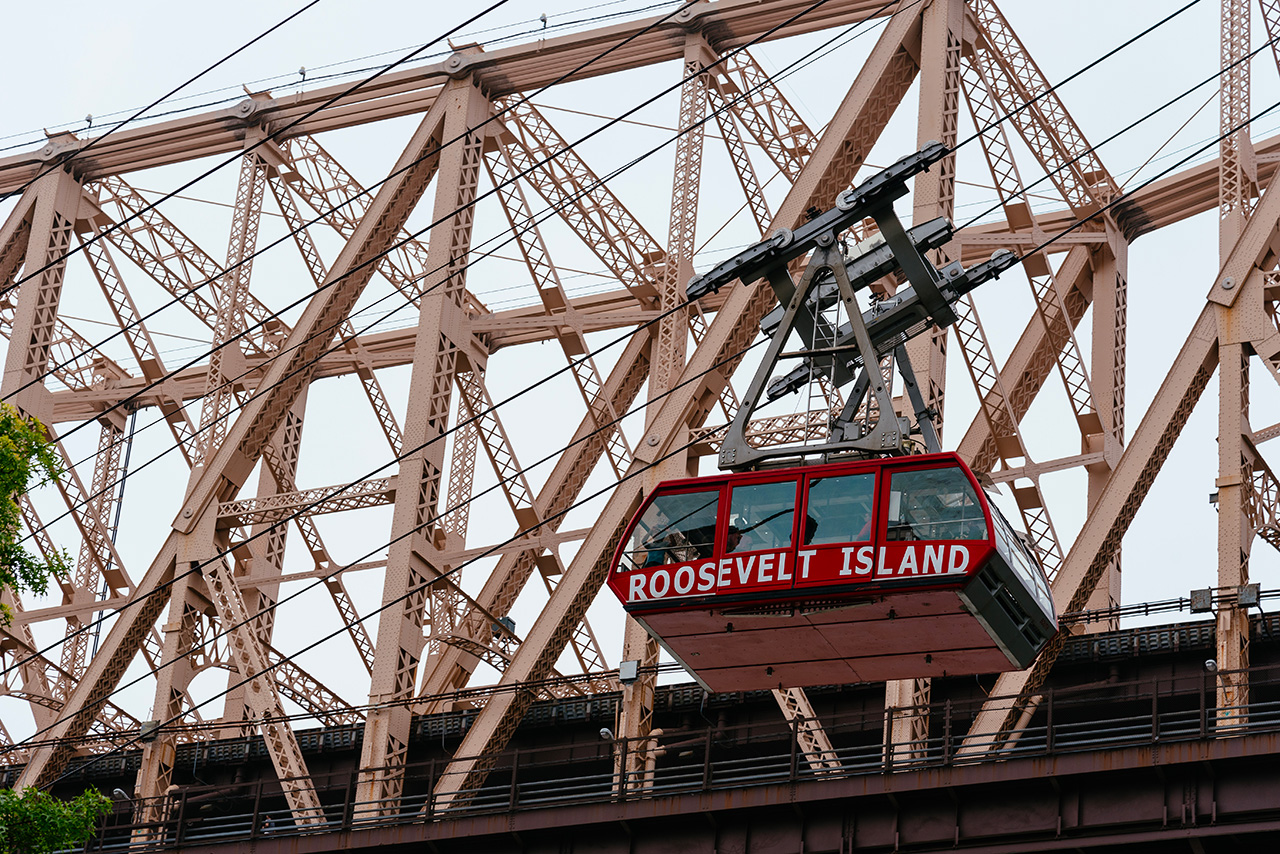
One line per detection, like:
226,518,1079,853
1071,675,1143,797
3,0,1279,740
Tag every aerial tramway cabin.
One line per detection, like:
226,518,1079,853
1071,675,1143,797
607,452,1056,693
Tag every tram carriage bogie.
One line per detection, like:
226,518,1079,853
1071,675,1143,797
607,453,1057,693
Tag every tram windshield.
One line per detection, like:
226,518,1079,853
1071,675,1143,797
623,488,720,570
886,467,988,541
804,472,875,545
727,480,798,553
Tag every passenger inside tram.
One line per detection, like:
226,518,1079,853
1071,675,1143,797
630,489,719,568
887,467,988,541
727,480,797,553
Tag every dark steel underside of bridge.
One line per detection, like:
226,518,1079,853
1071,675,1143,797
10,613,1280,853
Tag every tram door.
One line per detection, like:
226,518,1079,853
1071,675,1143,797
793,468,879,589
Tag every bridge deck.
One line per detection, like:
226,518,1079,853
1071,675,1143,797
22,614,1280,852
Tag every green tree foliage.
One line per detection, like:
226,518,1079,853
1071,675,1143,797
0,403,71,625
0,787,112,854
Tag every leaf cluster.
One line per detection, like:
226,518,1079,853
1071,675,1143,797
0,403,71,625
0,787,112,854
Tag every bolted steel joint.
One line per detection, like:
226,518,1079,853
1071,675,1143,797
444,53,470,78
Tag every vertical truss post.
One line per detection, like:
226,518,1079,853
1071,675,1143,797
1221,0,1256,255
886,0,962,761
1216,0,1255,722
358,76,489,817
613,618,659,795
653,36,712,398
132,554,201,835
1216,341,1253,723
618,34,715,793
1084,234,1129,622
434,369,490,657
2,169,79,423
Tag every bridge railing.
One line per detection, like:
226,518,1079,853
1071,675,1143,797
85,661,1280,849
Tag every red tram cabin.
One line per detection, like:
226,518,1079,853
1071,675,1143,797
607,453,1057,693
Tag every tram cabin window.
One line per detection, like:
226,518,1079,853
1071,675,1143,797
886,467,988,542
804,472,875,545
727,480,798,553
990,501,1054,616
625,489,720,570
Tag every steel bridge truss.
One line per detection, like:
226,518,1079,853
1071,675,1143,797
2,0,1280,829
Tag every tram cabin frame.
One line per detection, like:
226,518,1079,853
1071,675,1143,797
607,453,1056,693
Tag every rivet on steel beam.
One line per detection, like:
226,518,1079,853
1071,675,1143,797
183,508,193,518
1222,276,1235,290
646,435,660,447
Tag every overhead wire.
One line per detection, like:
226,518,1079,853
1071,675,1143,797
34,337,768,773
3,0,886,705
0,0,712,428
7,0,1228,732
0,0,684,156
30,0,1217,573
0,2,324,202
40,49,1277,752
2,0,1240,766
15,0,1213,447
11,0,859,551
7,0,1239,768
953,19,1280,237
4,0,911,757
0,0,518,309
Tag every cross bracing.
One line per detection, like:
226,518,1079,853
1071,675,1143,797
2,0,1279,827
